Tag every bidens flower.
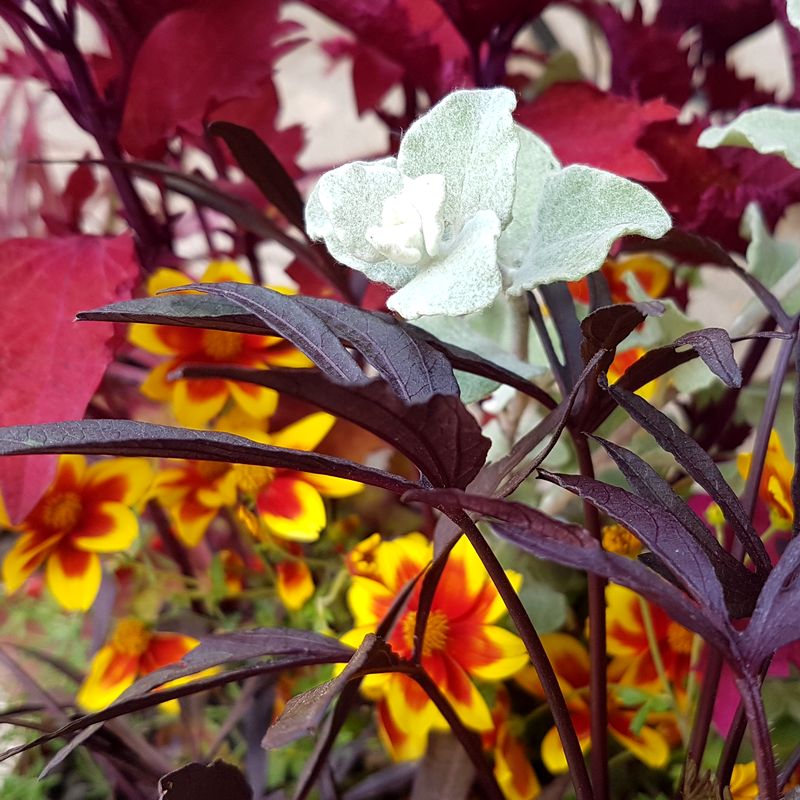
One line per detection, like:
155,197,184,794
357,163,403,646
129,261,310,427
76,618,201,711
306,88,670,320
2,455,151,611
341,533,527,754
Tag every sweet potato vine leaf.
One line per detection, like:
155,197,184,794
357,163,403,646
158,761,251,800
176,366,489,489
0,420,415,497
0,235,138,522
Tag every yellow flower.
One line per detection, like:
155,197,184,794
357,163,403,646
77,618,201,711
341,533,528,756
2,456,151,611
729,762,759,800
129,261,311,427
738,430,794,528
602,524,642,557
275,543,315,611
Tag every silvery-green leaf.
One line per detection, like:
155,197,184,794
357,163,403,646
507,165,672,294
789,0,800,31
398,88,519,231
741,203,800,315
697,107,800,168
387,210,503,319
454,372,501,404
497,127,560,271
305,159,416,288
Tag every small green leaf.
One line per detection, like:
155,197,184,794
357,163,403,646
508,165,671,294
697,107,800,168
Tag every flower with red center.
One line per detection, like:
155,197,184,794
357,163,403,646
341,532,528,752
738,429,794,528
129,261,311,427
76,618,201,711
228,413,362,543
152,459,239,547
516,633,670,773
568,254,671,305
2,455,152,611
606,584,692,690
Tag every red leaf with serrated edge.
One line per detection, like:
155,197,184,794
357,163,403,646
0,235,138,522
516,83,678,181
119,0,295,158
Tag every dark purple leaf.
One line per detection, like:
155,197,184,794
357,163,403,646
592,435,763,616
537,469,728,615
208,120,305,231
163,283,367,386
539,283,583,386
296,298,459,402
580,302,663,364
177,366,487,489
672,328,742,388
0,420,415,496
263,635,397,750
742,535,800,664
158,761,252,800
410,732,474,800
342,763,415,800
403,487,733,652
605,383,771,575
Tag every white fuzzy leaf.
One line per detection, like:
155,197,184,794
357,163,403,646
398,88,519,230
387,210,503,319
697,107,800,168
789,0,800,30
507,165,671,294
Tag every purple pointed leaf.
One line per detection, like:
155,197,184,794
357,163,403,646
209,120,306,231
672,328,742,388
176,366,488,489
742,535,800,665
580,302,663,364
159,761,251,800
403,487,734,653
592,435,762,616
263,635,397,750
538,469,728,615
540,283,583,386
605,383,771,575
0,419,415,495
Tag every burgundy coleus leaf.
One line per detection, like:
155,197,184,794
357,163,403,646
322,38,404,116
639,120,800,252
656,0,773,59
434,0,544,45
159,761,250,800
404,487,735,653
40,164,99,236
0,235,138,523
119,0,300,158
702,60,776,112
178,366,488,489
516,83,678,181
589,2,694,107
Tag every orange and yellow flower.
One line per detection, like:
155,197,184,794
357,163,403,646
77,618,200,711
2,455,152,611
129,261,310,428
568,254,671,305
276,543,315,611
517,633,670,773
729,762,759,800
738,430,794,528
342,532,528,755
484,687,541,800
606,584,692,690
229,412,362,543
151,459,238,547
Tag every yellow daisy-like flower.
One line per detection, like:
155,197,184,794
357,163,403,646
341,533,528,756
738,430,794,528
129,260,311,427
2,455,152,611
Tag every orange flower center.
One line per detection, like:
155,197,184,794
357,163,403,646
41,491,83,531
234,464,275,496
601,524,642,557
666,621,693,655
195,460,230,481
402,610,449,657
110,619,152,657
201,329,244,360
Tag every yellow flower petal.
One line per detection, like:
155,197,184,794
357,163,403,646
76,645,138,711
2,531,61,594
276,560,315,611
227,381,279,420
270,413,336,452
202,260,252,284
147,267,191,295
258,477,326,542
300,472,363,498
610,720,670,769
85,458,153,506
129,323,180,357
139,360,176,401
466,626,529,681
72,502,139,553
46,546,102,611
172,379,229,428
541,723,591,774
